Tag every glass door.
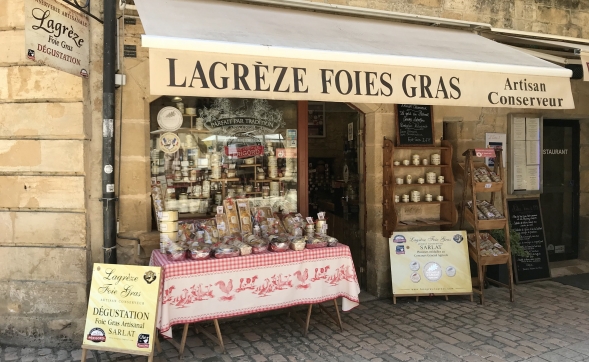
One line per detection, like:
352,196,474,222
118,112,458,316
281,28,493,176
541,120,580,261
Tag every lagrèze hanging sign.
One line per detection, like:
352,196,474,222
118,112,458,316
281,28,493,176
25,0,90,78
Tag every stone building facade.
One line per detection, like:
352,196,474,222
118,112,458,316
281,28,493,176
1,0,588,348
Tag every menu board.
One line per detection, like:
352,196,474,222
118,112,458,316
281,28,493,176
507,199,551,283
508,116,542,194
389,231,472,296
396,104,434,146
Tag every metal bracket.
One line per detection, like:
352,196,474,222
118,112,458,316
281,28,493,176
61,0,104,24
99,197,119,202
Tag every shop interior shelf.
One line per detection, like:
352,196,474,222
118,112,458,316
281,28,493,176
394,146,450,150
239,164,262,167
395,201,451,206
150,128,211,135
210,178,240,182
393,164,449,168
472,181,504,193
464,207,507,230
467,240,510,266
393,183,452,187
396,219,453,227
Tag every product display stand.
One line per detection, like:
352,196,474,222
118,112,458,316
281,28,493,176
460,148,514,305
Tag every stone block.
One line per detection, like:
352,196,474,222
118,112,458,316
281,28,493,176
118,195,151,233
536,6,570,24
0,0,24,30
0,176,85,209
0,247,86,282
581,171,589,193
0,66,82,102
0,211,86,246
440,10,464,20
118,159,150,196
515,1,536,20
0,280,86,317
120,120,150,157
0,102,85,138
443,0,466,11
0,30,27,65
0,316,84,349
0,140,84,173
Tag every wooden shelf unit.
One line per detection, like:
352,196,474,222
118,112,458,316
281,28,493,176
382,139,457,237
459,148,514,305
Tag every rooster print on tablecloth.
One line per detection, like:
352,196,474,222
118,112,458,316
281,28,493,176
293,268,310,289
168,284,214,308
236,276,258,292
311,266,330,282
326,265,357,286
216,279,234,301
254,274,292,297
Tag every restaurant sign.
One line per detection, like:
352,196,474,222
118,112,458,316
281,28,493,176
25,0,90,78
82,264,161,355
149,48,574,109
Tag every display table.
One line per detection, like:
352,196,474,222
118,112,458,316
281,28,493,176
150,244,360,352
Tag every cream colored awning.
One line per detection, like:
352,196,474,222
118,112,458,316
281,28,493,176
134,0,574,109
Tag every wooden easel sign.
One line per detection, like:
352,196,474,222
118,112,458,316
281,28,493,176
81,263,161,361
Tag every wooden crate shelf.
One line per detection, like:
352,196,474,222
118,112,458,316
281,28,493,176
382,139,457,237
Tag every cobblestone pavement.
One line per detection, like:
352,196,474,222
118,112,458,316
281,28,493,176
3,281,589,362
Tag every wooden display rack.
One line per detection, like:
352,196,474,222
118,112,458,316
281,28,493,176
382,138,457,238
459,148,514,305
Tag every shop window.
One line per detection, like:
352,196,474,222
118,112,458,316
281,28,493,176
149,97,298,222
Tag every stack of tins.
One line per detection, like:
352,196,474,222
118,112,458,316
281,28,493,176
160,211,179,253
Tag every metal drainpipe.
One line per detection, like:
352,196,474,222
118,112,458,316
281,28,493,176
102,0,117,264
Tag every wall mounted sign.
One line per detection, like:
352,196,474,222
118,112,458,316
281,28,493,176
82,264,161,357
508,114,543,194
389,231,472,299
148,48,574,109
507,199,551,283
124,44,137,58
485,133,507,168
200,98,284,136
224,144,264,158
25,0,90,78
395,104,434,146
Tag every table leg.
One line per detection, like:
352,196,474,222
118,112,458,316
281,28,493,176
148,351,154,362
81,349,87,362
333,299,343,332
304,304,313,337
179,323,189,359
155,333,162,353
213,319,225,353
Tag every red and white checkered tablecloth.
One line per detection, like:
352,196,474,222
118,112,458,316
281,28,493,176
150,244,360,338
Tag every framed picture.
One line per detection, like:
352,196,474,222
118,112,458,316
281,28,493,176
308,102,325,138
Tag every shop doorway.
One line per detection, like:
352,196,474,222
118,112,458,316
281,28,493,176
541,120,580,261
307,103,366,289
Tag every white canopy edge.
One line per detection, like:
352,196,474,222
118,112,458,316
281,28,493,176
143,35,572,78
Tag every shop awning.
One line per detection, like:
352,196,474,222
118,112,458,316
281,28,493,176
483,33,589,82
134,0,574,109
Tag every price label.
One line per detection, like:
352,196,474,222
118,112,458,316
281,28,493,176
238,203,247,208
485,183,492,189
218,222,226,231
318,212,325,220
217,206,224,214
306,217,314,225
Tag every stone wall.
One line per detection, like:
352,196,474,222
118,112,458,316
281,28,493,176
0,0,97,348
301,0,589,38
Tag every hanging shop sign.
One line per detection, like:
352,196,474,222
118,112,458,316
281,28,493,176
149,48,574,109
82,264,161,356
389,231,472,298
200,98,284,135
224,144,264,158
25,0,90,78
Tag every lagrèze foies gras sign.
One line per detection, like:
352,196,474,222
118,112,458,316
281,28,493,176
149,48,574,109
82,264,161,354
25,0,90,78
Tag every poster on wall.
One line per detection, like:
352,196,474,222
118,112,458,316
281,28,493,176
82,264,161,356
485,133,507,168
308,102,325,138
25,0,90,78
389,231,472,297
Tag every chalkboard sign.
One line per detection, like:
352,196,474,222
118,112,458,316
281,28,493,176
395,104,434,146
507,198,551,283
